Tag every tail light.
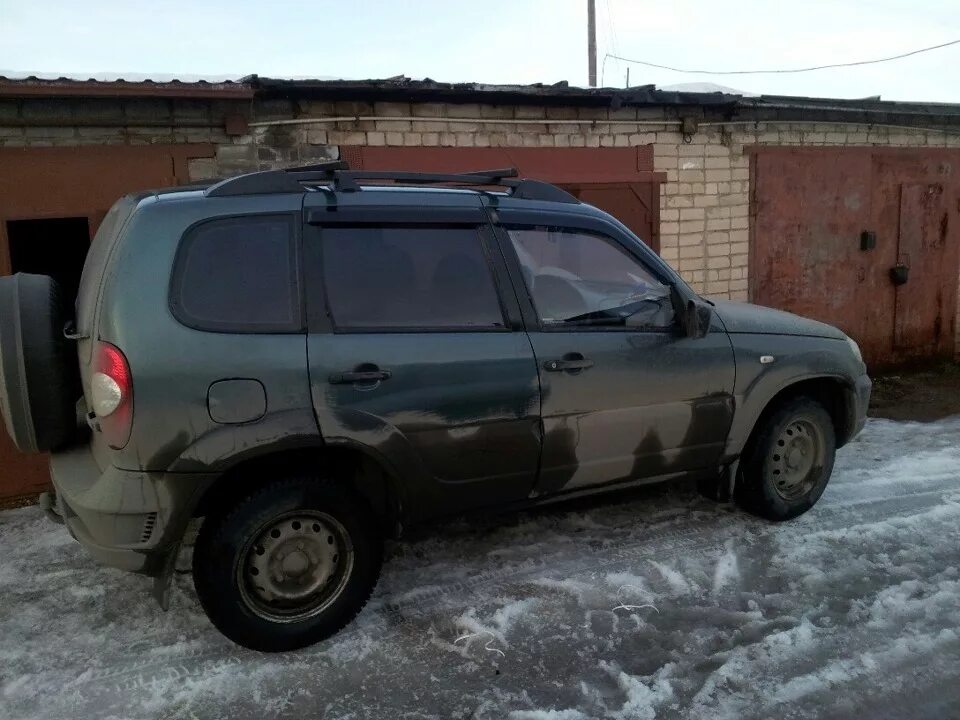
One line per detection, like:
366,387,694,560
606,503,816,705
91,341,133,449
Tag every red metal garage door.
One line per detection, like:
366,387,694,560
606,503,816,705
0,144,213,503
751,147,960,367
339,146,664,251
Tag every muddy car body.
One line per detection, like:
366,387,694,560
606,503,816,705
0,164,870,650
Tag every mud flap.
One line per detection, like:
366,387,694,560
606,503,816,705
151,543,180,611
698,460,738,503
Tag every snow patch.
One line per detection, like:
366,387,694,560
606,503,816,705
601,661,676,720
507,710,589,720
712,541,740,595
650,560,693,596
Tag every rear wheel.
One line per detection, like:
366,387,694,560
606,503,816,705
193,475,383,652
735,397,836,521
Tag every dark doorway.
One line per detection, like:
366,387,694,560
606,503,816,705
6,217,91,305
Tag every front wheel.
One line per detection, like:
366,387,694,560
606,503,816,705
193,475,383,652
735,397,836,521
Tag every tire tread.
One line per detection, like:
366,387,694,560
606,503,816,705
193,474,382,652
736,396,836,521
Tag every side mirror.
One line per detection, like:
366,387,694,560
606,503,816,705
684,299,713,339
670,285,712,339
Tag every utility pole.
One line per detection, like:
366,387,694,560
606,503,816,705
587,0,597,87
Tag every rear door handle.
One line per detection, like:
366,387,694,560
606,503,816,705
544,356,594,372
328,370,392,384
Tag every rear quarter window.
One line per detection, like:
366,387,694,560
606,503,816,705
76,195,140,331
169,214,301,333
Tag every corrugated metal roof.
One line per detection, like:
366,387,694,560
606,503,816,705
0,74,254,99
244,75,960,127
244,75,742,109
2,72,959,129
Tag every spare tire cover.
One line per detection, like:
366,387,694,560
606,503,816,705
0,273,80,453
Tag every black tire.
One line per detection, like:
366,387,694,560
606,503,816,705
0,273,79,453
735,397,836,521
193,475,383,652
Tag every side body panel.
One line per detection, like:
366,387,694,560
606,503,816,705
95,193,318,474
724,333,868,456
303,191,541,524
529,326,736,493
488,201,736,495
308,333,541,520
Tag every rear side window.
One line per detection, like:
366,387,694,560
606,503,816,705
320,226,505,330
170,215,300,332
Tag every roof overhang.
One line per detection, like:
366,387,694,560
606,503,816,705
0,76,254,99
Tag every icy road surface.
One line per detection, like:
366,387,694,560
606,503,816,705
2,417,960,720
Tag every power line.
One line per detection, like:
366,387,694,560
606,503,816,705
602,0,624,87
604,0,620,60
605,38,960,76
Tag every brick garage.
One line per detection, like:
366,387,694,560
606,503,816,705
2,74,960,501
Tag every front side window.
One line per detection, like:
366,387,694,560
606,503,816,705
171,215,299,332
507,226,674,329
321,226,505,330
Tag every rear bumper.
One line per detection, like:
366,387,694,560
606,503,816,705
48,443,215,575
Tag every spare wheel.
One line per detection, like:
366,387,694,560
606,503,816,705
0,273,80,453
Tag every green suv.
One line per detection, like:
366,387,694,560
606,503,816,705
0,163,870,651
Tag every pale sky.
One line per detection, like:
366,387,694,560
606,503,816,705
1,0,958,103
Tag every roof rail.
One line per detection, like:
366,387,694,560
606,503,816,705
205,162,579,204
205,161,350,197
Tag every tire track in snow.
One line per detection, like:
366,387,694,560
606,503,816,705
49,485,959,706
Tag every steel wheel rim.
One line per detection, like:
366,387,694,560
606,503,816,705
769,417,824,500
237,510,354,622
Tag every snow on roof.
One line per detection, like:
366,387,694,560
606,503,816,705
658,81,758,97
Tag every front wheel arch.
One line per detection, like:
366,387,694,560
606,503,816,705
738,376,855,459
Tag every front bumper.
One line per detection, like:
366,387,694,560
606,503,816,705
848,373,872,441
47,443,215,575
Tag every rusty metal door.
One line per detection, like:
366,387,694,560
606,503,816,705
560,182,660,251
0,144,213,504
751,148,881,355
893,183,952,351
870,150,960,360
752,147,960,367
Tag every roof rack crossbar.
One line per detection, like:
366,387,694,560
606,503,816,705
205,163,578,203
332,168,521,192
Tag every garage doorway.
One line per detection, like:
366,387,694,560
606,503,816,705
0,144,215,504
7,217,91,305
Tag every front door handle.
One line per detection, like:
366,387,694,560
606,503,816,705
329,369,392,384
544,354,594,372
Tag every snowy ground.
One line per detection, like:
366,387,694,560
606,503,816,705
2,417,960,720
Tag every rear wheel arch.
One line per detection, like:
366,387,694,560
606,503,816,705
191,443,404,537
